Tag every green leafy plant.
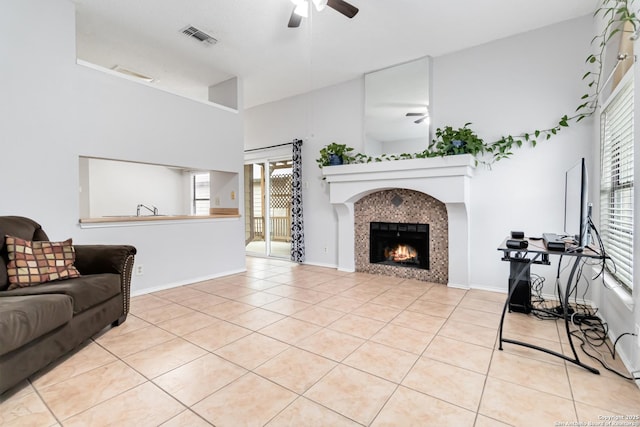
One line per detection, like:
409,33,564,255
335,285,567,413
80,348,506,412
427,123,485,157
316,142,354,167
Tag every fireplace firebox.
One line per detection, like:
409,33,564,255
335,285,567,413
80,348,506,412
369,222,429,270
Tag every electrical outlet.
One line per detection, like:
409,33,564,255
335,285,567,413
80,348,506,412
323,247,328,253
214,197,220,206
135,265,144,276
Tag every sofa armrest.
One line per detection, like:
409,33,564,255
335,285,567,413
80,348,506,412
74,245,137,320
74,245,137,275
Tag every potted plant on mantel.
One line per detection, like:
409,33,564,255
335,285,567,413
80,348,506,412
316,142,354,167
316,123,484,169
428,122,485,157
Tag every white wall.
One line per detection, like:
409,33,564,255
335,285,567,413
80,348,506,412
210,171,240,209
381,137,429,155
1,0,246,294
208,78,238,110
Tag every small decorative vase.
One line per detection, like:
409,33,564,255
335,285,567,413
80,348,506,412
328,154,343,165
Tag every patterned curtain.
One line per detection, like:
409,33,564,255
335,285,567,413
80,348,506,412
290,139,305,262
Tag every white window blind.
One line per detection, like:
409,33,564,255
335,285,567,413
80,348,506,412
600,76,634,291
192,172,210,215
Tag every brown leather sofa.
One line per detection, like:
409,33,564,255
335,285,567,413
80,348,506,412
0,216,136,395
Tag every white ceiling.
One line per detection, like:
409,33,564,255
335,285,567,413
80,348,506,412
71,0,598,109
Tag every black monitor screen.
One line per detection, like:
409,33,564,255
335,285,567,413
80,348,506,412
564,158,589,247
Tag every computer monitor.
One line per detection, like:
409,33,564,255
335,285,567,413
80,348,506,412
564,158,590,248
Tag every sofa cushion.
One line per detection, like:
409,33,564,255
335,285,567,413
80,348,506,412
0,217,50,291
0,294,73,357
5,236,81,290
1,274,121,314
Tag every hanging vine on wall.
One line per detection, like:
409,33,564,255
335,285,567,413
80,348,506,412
317,0,640,168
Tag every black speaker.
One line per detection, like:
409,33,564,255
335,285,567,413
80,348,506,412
511,231,525,239
508,259,531,314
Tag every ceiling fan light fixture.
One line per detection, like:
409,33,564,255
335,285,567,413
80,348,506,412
293,1,309,17
312,0,328,11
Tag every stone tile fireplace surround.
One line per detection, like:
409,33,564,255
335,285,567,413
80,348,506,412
355,190,448,283
322,155,475,288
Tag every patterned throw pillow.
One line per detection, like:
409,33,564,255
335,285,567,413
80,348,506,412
5,235,81,290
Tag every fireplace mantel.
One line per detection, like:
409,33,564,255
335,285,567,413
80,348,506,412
322,154,475,288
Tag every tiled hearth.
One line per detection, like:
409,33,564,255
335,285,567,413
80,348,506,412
354,189,448,283
323,155,475,288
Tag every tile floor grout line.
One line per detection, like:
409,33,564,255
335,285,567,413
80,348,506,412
28,379,63,426
184,370,253,414
474,312,502,426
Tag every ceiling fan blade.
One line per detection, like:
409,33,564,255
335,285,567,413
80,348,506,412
327,0,359,18
414,116,428,124
288,7,302,28
406,113,425,117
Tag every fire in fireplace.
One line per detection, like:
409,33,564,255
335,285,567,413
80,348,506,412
384,244,418,263
369,222,429,270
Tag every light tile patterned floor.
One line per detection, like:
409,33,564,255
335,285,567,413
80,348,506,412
2,257,640,426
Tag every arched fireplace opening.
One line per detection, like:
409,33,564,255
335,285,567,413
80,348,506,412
354,189,448,283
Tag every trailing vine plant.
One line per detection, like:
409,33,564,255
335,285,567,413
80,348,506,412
318,0,639,168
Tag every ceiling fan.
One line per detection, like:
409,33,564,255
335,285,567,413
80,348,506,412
406,112,429,124
288,0,359,28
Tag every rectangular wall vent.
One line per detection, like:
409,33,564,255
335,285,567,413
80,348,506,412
181,26,217,45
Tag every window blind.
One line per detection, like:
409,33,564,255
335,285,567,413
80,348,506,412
600,77,634,291
192,172,210,215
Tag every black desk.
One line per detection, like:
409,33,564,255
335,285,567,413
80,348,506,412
497,237,604,374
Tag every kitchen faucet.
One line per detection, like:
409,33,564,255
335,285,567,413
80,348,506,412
137,204,158,216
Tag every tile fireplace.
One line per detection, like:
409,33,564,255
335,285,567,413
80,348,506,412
322,155,475,288
355,189,447,283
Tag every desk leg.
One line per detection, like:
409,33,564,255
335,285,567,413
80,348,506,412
499,253,599,374
498,252,540,351
498,275,518,351
561,256,599,374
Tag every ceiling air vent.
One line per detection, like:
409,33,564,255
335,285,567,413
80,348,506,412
181,26,217,46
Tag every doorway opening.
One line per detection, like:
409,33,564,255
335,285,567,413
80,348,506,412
244,158,292,258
